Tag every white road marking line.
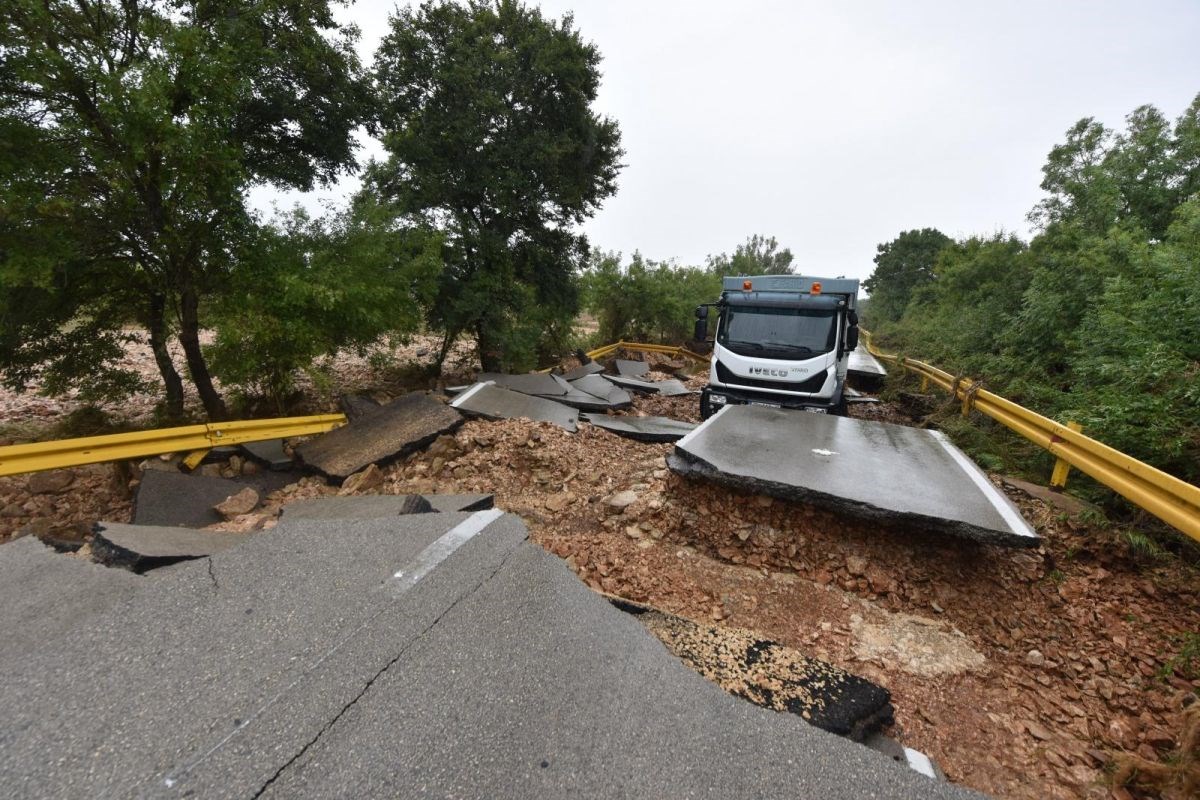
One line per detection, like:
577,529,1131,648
930,430,1036,538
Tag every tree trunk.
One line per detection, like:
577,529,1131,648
475,319,503,372
146,293,185,420
178,287,227,421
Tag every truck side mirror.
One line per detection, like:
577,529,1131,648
694,318,708,342
846,325,859,350
695,306,708,320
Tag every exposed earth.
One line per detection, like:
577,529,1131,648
1,339,1198,800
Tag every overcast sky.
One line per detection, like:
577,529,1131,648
249,0,1200,282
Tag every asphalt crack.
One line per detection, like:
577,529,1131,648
250,545,521,798
205,558,219,591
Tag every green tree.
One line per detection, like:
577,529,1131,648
371,0,623,372
863,228,952,323
706,234,795,276
580,250,720,344
0,0,371,419
206,200,442,412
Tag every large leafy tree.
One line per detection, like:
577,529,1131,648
371,0,623,371
706,234,795,276
0,0,372,419
863,228,952,323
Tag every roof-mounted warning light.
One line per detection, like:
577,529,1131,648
742,280,752,291
811,282,822,295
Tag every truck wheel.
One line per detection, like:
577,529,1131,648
700,389,713,419
831,395,849,417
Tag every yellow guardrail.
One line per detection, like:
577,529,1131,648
583,340,711,365
0,414,346,477
862,331,1200,543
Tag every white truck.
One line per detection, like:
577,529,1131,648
695,275,860,418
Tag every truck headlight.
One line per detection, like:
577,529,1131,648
710,393,727,405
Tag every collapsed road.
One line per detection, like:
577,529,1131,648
0,509,970,799
1,348,1197,799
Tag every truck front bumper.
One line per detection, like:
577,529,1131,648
702,385,837,417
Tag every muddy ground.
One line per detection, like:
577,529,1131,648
1,346,1198,799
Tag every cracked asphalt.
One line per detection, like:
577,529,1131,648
0,510,978,799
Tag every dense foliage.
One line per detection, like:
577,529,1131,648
370,0,622,372
868,96,1200,484
0,0,373,419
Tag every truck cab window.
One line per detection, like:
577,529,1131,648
718,307,837,359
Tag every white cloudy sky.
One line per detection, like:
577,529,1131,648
250,0,1200,281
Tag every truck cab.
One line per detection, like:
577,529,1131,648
697,275,860,418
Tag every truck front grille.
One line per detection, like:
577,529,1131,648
715,361,828,393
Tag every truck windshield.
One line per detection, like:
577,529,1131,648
718,306,837,358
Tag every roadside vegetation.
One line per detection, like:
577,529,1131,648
864,96,1200,492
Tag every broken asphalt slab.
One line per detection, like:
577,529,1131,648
848,343,888,391
0,509,975,799
239,438,294,471
297,391,463,481
478,372,567,396
537,374,622,412
614,358,650,378
423,493,495,513
668,405,1039,548
568,373,633,409
450,382,579,431
559,361,605,381
582,412,696,442
92,521,244,571
602,374,694,396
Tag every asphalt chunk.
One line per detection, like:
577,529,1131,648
92,521,244,572
582,413,696,442
450,383,579,431
297,392,463,481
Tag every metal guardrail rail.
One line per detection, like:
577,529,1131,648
0,414,346,478
863,331,1200,543
583,340,711,364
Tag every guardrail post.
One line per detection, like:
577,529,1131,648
1049,421,1083,489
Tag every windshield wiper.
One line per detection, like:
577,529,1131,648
763,342,815,355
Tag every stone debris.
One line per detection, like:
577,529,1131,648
214,487,260,519
297,391,463,481
338,464,385,495
582,413,696,443
26,470,75,495
92,521,243,571
450,382,578,432
625,601,894,740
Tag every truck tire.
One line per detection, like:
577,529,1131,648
700,388,714,419
831,394,849,417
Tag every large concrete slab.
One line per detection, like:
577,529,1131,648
0,510,972,799
450,382,579,431
668,405,1039,547
296,391,463,481
133,469,247,528
582,413,696,442
93,521,245,571
0,537,143,672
